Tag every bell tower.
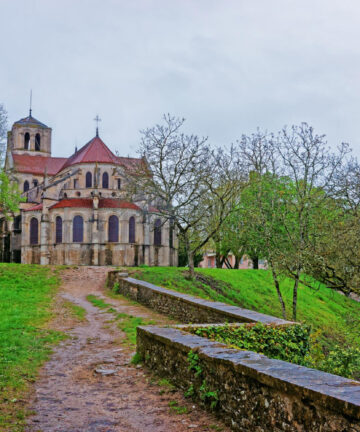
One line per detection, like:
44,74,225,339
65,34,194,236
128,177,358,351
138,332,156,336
7,109,52,157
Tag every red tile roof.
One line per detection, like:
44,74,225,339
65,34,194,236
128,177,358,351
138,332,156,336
13,154,67,176
49,198,140,211
50,198,93,210
148,205,161,213
13,136,144,176
24,203,43,212
61,136,120,169
99,199,140,210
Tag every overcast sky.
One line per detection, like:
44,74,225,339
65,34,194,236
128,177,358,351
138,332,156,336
1,0,360,158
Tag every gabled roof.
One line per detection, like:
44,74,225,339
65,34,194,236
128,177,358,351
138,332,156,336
12,154,68,176
14,114,49,129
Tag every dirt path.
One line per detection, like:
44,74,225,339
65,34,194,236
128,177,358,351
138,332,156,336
26,267,229,432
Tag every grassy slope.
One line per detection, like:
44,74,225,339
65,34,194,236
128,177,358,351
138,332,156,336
0,264,64,431
130,267,360,351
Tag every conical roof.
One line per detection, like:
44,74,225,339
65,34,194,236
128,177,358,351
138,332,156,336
14,114,49,129
61,136,119,169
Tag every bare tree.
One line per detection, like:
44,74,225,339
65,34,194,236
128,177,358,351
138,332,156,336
130,114,241,277
272,123,350,320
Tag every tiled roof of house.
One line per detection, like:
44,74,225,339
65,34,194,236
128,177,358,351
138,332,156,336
49,198,141,211
12,154,68,176
24,203,43,212
14,114,49,129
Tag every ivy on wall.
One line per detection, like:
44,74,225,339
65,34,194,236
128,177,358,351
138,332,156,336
187,322,311,365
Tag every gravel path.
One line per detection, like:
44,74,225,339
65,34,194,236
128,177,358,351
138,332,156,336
26,266,229,432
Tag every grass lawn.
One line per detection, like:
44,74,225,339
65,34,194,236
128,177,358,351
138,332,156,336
0,264,65,431
129,267,360,353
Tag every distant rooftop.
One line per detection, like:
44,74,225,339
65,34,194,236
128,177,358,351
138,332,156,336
14,114,49,129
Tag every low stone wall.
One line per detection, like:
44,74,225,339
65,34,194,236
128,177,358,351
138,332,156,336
137,325,360,432
108,271,360,431
107,271,291,325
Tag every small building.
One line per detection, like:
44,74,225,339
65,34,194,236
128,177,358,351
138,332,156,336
0,111,177,266
198,251,266,269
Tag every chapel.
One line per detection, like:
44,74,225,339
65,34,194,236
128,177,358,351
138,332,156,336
0,111,177,266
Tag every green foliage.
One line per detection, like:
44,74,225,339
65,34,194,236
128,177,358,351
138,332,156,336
187,350,202,377
131,352,143,365
0,264,64,431
0,171,24,219
168,400,188,414
189,323,310,365
199,380,219,410
305,330,360,380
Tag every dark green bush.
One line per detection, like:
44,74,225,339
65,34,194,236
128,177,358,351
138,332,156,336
189,322,311,365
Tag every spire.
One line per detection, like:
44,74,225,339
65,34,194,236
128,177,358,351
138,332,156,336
94,114,101,137
29,90,32,117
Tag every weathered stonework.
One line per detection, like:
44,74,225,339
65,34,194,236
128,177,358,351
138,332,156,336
107,273,290,325
137,326,360,432
108,272,360,431
0,113,178,266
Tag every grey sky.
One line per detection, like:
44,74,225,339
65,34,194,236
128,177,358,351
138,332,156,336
1,0,360,158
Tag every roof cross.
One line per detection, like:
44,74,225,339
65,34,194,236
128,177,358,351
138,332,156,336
94,115,101,137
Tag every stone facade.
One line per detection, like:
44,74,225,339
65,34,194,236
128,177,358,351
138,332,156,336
0,113,178,266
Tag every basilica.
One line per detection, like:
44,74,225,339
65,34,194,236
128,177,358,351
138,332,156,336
0,111,177,266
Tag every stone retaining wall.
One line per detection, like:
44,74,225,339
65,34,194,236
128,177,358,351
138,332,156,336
107,271,291,325
137,325,360,432
107,271,360,431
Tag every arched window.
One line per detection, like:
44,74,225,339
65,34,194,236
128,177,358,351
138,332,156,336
13,215,21,231
117,178,121,190
108,215,119,242
85,172,92,188
154,219,162,246
35,133,41,151
30,218,38,245
55,216,62,244
24,132,30,150
73,216,83,242
33,179,38,187
129,216,135,243
102,172,109,189
23,180,29,192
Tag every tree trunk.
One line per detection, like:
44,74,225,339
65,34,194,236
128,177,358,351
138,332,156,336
292,269,300,321
215,250,222,268
270,265,286,319
188,250,195,279
252,256,259,269
234,254,242,269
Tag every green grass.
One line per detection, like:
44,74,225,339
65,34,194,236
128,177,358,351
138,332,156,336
87,294,154,346
64,301,87,321
130,267,360,353
0,264,65,431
